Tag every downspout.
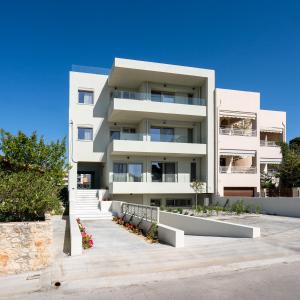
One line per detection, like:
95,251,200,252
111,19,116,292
69,120,77,214
215,94,219,198
69,120,78,164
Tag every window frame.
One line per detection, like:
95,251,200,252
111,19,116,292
78,90,94,105
77,127,93,141
113,162,143,182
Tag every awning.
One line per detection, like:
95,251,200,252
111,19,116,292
260,158,282,164
260,127,283,133
220,149,256,157
219,110,256,120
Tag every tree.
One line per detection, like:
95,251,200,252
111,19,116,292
289,137,300,152
278,141,300,188
0,130,69,221
0,130,68,186
190,180,206,210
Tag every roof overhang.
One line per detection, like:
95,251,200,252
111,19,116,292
220,110,256,120
108,58,214,88
220,149,256,157
260,158,282,164
260,127,283,133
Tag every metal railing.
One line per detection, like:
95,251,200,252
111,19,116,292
219,127,257,137
219,166,257,174
71,65,110,75
121,202,159,223
111,90,206,106
260,140,279,147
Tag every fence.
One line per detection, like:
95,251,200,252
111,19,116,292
121,202,160,223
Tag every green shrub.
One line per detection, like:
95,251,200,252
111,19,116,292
196,206,203,213
159,206,166,211
0,170,61,222
177,208,183,214
214,205,223,215
255,205,262,214
230,200,247,215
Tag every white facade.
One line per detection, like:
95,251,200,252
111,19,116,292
216,88,286,197
68,58,286,217
69,58,215,217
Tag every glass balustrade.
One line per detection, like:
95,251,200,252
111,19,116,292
111,90,206,106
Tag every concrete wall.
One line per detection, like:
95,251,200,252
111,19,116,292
159,211,260,238
70,214,82,256
0,219,53,275
213,196,300,218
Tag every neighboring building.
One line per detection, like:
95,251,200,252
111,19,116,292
215,89,286,197
68,58,286,218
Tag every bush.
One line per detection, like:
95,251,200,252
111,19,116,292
0,171,61,221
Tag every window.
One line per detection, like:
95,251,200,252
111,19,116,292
150,91,175,103
150,199,161,207
123,128,136,134
220,157,226,166
128,163,142,182
113,163,142,182
78,90,93,104
78,127,93,140
151,162,177,182
190,162,197,182
162,92,175,103
151,91,162,102
188,93,194,105
187,128,193,143
110,130,120,140
150,127,175,142
166,199,192,207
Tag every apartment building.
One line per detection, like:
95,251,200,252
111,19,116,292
68,58,286,218
216,88,286,197
69,58,215,218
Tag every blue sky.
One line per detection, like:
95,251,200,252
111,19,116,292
0,0,299,142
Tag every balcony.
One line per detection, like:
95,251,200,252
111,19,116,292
112,90,206,106
109,181,206,194
260,140,280,147
219,166,257,174
108,136,206,157
219,127,257,137
108,90,207,122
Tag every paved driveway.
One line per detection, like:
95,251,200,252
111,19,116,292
1,214,300,299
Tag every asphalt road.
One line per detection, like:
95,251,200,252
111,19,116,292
7,261,300,300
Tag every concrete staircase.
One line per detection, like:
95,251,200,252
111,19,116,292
73,189,112,220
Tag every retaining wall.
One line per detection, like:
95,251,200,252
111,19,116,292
160,211,260,238
213,196,300,218
0,219,53,275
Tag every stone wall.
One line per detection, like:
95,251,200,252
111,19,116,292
0,219,53,276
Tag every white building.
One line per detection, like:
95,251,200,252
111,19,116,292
68,58,286,218
216,88,286,197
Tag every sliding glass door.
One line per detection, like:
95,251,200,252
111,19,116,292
151,162,177,182
150,127,175,142
113,163,142,182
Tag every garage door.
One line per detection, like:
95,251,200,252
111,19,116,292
224,187,254,197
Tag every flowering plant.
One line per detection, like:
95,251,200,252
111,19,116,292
77,218,94,249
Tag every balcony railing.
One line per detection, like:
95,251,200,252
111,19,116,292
219,166,257,174
113,173,142,182
112,132,196,143
260,140,279,147
118,133,143,141
219,127,257,137
111,90,206,106
150,133,193,143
